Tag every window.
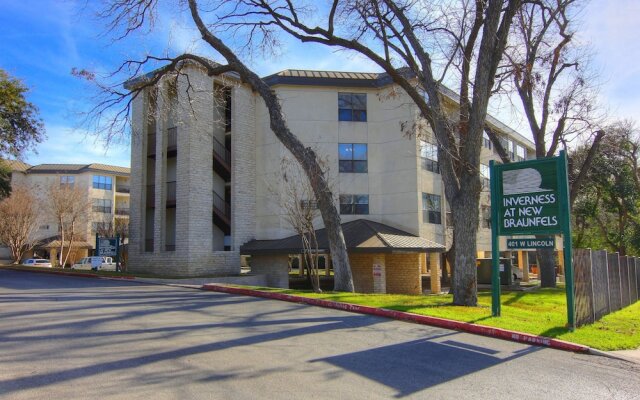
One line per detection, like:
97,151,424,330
60,176,75,188
422,193,442,224
515,144,526,162
300,199,318,210
480,163,490,188
483,130,492,149
340,195,369,215
93,175,112,190
338,93,367,121
420,141,439,173
39,225,49,230
339,143,368,173
93,199,112,214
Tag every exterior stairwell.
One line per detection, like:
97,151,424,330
212,136,231,234
213,190,231,233
213,136,231,181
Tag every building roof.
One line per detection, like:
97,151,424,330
2,159,32,172
41,240,94,250
124,56,533,147
6,162,130,176
241,219,445,255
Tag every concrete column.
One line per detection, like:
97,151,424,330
128,93,144,257
519,251,530,282
251,254,289,288
177,71,215,258
153,85,167,254
429,252,441,294
231,85,256,250
372,254,386,294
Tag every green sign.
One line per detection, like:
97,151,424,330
97,238,118,257
490,151,575,329
495,158,563,235
506,237,555,249
95,234,121,272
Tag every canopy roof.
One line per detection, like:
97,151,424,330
241,219,445,255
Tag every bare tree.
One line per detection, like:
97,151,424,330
275,157,325,293
490,0,605,287
48,183,91,267
214,0,521,305
82,0,355,291
0,187,40,263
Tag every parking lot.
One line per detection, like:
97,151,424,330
1,270,638,399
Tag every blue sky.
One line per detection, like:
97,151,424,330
1,0,638,168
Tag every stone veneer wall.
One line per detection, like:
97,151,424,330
349,252,423,295
349,253,375,293
128,67,245,277
231,85,257,250
386,253,422,295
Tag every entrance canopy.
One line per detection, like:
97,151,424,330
241,219,445,255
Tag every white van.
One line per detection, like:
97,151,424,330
71,256,116,271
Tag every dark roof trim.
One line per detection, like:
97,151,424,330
244,247,439,256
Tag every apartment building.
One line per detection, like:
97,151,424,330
127,61,535,293
0,162,130,264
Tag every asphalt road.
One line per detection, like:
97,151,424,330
0,270,638,399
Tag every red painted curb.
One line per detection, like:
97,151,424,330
202,284,589,354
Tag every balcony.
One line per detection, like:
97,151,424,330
213,136,231,181
166,181,176,208
115,208,130,216
116,186,130,194
167,127,177,156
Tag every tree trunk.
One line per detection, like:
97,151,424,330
445,242,455,293
58,217,64,268
450,187,480,306
536,246,556,288
316,190,353,292
186,0,354,292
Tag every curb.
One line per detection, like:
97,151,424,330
202,284,590,354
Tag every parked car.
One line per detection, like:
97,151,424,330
71,256,116,271
22,258,52,268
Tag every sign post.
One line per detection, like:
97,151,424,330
489,151,575,328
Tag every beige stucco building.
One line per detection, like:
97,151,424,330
126,62,535,292
0,162,130,265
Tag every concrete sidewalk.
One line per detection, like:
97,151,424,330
610,350,640,364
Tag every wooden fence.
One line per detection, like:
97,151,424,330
573,249,640,327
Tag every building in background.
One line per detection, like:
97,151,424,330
126,61,535,293
0,162,130,265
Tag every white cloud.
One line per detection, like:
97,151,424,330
24,124,130,167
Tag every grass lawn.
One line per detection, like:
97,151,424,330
248,286,640,351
